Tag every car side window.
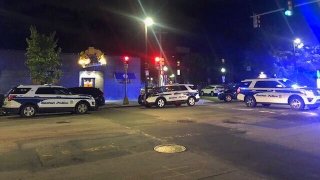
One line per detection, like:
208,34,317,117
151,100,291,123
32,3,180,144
180,86,188,91
172,86,181,91
240,81,251,88
35,88,55,94
254,81,281,88
54,88,70,95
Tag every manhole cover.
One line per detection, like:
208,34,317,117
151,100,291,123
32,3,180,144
177,120,194,123
56,121,71,124
154,144,186,153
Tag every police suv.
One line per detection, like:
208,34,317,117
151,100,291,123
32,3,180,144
237,78,320,110
145,84,200,108
3,85,96,117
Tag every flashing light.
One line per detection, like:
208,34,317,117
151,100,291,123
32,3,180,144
144,17,154,27
258,72,267,78
163,66,168,72
155,57,160,62
221,67,226,73
285,10,293,16
297,43,304,49
123,56,129,64
292,84,299,89
294,38,301,44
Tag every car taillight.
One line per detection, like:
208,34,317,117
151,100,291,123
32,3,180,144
8,95,17,101
236,87,241,94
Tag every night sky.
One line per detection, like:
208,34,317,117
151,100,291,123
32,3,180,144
0,0,319,61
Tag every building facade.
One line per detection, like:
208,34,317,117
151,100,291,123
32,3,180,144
0,49,141,100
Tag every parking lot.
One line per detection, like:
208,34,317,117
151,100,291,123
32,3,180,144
1,99,320,179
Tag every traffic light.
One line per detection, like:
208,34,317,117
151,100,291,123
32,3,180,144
123,56,129,64
285,0,293,16
253,15,260,28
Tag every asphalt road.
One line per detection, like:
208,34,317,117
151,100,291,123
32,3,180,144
1,99,320,179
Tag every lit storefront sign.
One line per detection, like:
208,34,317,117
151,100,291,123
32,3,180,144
78,47,107,68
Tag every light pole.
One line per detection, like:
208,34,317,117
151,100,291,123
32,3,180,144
163,65,168,85
143,17,154,104
293,38,303,81
221,67,226,83
123,56,129,105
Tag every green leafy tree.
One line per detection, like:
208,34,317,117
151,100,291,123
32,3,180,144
26,26,62,84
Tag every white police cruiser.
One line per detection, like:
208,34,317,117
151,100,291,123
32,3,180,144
145,84,200,108
3,85,96,117
237,78,320,110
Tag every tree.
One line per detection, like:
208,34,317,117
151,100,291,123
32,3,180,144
26,26,62,84
272,45,320,86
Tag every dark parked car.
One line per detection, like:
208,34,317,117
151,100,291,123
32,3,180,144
0,94,4,107
217,83,240,102
68,87,105,107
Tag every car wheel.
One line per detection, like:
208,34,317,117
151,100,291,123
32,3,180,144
245,95,256,108
224,94,233,102
187,97,196,106
200,91,204,96
138,95,143,105
20,104,37,117
145,103,152,108
75,102,89,114
210,91,214,96
156,98,166,108
262,104,271,107
289,96,305,110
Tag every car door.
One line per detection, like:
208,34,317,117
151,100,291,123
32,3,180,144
35,87,58,110
162,86,175,102
253,81,280,103
53,88,75,108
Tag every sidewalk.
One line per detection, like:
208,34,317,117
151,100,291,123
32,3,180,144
101,100,140,108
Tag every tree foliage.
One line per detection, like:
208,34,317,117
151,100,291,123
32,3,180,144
272,45,320,85
26,26,62,84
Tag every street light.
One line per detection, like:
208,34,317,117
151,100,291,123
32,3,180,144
220,67,226,83
143,17,154,105
293,38,303,81
123,56,129,105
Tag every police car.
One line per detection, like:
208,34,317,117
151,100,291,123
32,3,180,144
237,78,320,110
3,85,96,117
145,84,200,108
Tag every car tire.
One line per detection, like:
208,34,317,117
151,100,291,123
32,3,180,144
200,91,204,96
156,98,166,108
224,94,233,102
75,102,89,114
138,95,143,105
210,91,214,96
262,104,271,107
289,96,305,110
187,97,196,106
20,104,37,117
245,95,256,108
145,103,152,108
